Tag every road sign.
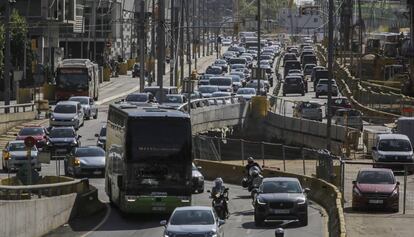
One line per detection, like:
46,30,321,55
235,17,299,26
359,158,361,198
24,136,36,148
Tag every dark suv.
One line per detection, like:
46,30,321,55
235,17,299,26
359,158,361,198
283,76,305,96
46,127,81,155
254,177,309,226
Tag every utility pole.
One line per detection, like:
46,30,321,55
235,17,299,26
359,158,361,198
186,0,192,79
202,0,205,57
139,0,146,92
326,0,334,150
193,0,197,70
151,0,156,86
157,0,166,103
257,0,261,95
180,0,185,83
170,0,175,86
358,0,363,80
4,1,11,113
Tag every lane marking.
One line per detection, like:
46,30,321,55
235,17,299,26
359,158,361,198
80,201,111,237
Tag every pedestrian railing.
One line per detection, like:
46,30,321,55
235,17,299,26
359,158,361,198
0,103,36,114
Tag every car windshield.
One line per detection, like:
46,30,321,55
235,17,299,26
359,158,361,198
231,64,245,69
378,139,412,152
19,127,44,136
302,103,320,109
357,171,395,184
170,210,214,225
215,60,226,64
212,92,230,97
206,67,222,74
56,72,88,89
199,87,218,93
335,110,361,117
285,77,301,84
209,78,232,86
54,104,76,113
231,77,241,82
49,129,75,138
318,79,335,85
237,88,256,94
75,147,105,157
165,95,183,103
69,97,89,105
99,127,106,136
126,94,148,102
9,143,37,151
262,180,302,193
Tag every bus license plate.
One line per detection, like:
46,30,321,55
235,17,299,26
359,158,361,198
273,209,290,214
369,199,383,204
152,206,166,211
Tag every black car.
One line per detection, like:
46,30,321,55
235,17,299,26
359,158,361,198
283,60,301,77
46,127,81,155
95,125,106,150
283,76,305,96
192,163,204,193
254,177,309,226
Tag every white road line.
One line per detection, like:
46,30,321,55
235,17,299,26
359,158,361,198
80,202,111,237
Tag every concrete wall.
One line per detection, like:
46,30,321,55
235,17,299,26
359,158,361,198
190,102,249,135
0,111,36,135
258,111,357,154
0,193,76,237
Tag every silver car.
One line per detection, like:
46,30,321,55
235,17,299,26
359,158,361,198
64,146,105,177
293,101,323,121
2,140,41,171
69,96,98,120
50,101,85,130
161,206,225,237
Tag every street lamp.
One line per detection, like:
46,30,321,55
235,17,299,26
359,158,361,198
257,0,261,96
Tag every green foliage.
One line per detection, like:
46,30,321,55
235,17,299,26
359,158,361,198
239,0,289,19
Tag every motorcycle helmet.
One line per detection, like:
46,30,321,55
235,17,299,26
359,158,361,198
247,157,254,164
214,177,224,188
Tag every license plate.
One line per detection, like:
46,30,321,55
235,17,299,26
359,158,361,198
152,206,166,211
368,199,383,204
93,171,102,175
272,209,290,214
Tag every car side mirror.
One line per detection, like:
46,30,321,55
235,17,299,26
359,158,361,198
372,147,377,151
95,133,99,137
397,181,400,185
218,219,225,226
352,180,356,185
160,220,167,226
304,188,310,193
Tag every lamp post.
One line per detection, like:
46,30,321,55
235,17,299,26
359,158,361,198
257,0,261,96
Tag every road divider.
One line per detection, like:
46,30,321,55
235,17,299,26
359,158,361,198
194,159,346,237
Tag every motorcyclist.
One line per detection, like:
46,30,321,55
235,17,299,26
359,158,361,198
245,157,262,175
211,178,229,218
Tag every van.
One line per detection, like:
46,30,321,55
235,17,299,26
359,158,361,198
372,134,414,171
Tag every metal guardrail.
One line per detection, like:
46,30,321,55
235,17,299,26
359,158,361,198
0,178,90,200
0,103,36,114
177,95,246,112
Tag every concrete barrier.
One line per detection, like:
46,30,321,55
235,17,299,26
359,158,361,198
195,159,346,237
0,193,77,237
0,111,36,136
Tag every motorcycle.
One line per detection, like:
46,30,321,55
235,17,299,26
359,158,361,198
241,166,262,192
208,188,229,220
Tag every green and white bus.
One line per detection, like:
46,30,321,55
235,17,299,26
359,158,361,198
105,104,192,214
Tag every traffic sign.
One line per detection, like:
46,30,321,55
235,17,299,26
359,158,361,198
24,136,36,148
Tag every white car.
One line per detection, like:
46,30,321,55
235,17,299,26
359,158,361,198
222,39,232,46
315,79,338,98
236,88,256,100
293,101,323,121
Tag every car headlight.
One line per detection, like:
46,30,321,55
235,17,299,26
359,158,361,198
256,198,267,205
390,188,398,197
353,187,362,197
297,198,306,205
74,157,81,166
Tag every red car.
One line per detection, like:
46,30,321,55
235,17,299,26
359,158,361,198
15,126,47,150
352,168,399,212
